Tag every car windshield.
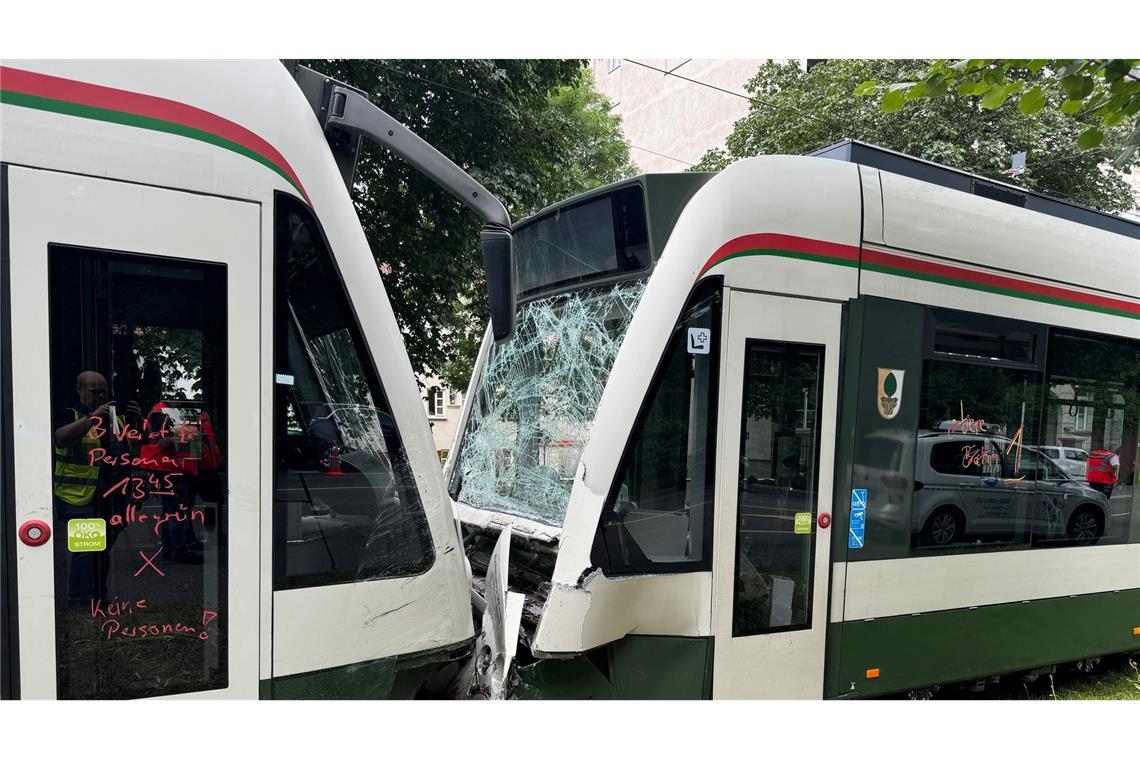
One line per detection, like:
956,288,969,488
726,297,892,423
452,280,647,526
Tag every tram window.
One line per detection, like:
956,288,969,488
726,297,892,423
272,194,433,590
929,308,1042,368
48,245,228,699
912,357,1041,554
731,340,824,636
592,280,721,575
1036,328,1138,548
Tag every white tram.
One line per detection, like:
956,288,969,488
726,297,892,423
446,142,1140,698
0,60,517,699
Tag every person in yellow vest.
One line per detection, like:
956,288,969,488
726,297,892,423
53,370,140,606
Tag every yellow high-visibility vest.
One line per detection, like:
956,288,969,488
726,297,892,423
53,410,122,507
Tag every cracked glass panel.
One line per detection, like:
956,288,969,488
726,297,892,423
456,281,647,526
272,194,434,590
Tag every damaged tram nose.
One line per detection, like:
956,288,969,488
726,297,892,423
456,528,524,699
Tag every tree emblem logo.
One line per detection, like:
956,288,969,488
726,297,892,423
877,369,905,420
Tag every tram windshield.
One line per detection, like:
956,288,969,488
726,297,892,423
452,281,647,526
450,184,655,527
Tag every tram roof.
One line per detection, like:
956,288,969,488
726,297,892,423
810,139,1140,241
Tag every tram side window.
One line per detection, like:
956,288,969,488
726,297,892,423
1036,328,1139,548
591,280,721,575
272,194,434,590
912,310,1043,554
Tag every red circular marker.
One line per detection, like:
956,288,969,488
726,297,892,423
19,519,51,547
817,512,832,530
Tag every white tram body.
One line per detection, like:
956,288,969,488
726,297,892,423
1,60,475,699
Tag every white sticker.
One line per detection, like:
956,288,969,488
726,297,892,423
687,327,711,355
275,373,295,386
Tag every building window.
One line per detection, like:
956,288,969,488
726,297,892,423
608,59,621,73
428,387,445,418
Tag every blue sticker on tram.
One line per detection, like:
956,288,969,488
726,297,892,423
849,488,867,549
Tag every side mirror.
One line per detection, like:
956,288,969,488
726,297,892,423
480,226,517,343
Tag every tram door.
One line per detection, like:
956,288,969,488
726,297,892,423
711,290,841,698
3,167,260,698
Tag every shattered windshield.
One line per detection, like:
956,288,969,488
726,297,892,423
455,281,647,526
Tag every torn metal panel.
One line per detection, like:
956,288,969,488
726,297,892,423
456,281,647,526
532,571,714,656
456,528,525,699
455,501,561,543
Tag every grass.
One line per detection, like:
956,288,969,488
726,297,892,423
1048,657,1140,700
913,653,1140,700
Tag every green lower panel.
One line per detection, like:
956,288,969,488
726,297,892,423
831,588,1140,698
514,655,616,699
609,636,714,699
262,641,470,699
516,636,714,699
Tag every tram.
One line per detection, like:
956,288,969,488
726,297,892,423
0,60,517,699
445,140,1140,698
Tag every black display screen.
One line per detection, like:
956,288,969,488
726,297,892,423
515,185,649,297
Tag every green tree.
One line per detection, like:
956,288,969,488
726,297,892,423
300,60,634,390
695,60,1138,213
855,59,1140,167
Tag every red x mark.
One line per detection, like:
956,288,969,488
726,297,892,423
134,549,166,577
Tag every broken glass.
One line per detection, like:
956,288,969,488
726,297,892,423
456,281,647,526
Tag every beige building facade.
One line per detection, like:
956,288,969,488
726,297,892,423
590,59,763,172
421,377,464,460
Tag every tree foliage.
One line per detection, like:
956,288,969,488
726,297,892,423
300,60,635,390
855,59,1140,167
694,60,1138,213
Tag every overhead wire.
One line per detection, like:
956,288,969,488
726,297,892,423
622,58,849,135
627,144,694,167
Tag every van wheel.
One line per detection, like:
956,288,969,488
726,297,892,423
1066,507,1103,545
922,508,962,546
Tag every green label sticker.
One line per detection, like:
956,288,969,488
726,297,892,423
67,518,107,552
794,512,812,534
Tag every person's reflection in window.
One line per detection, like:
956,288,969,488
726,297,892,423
52,370,141,606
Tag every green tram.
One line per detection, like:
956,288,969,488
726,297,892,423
446,141,1140,698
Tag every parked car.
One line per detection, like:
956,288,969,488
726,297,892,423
912,433,1110,548
1039,445,1088,479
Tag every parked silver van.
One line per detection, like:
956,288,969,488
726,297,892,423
912,433,1109,547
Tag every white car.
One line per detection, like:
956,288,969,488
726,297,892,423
1039,446,1089,479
